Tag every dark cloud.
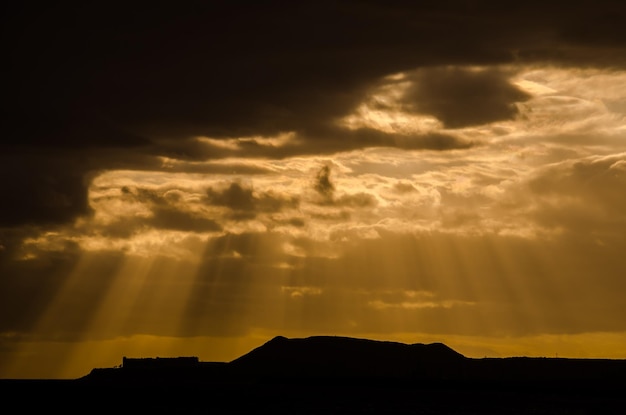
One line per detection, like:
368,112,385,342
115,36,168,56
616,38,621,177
7,1,622,140
313,165,377,209
0,148,166,228
149,208,222,233
287,217,306,227
393,182,417,194
0,154,95,227
163,129,474,162
4,1,625,154
314,165,335,200
6,1,624,228
300,128,475,153
99,186,222,235
206,181,299,219
207,183,255,212
401,67,531,128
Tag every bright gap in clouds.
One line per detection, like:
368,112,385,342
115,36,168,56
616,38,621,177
3,64,626,378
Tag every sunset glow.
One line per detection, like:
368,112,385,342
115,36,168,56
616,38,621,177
2,2,626,379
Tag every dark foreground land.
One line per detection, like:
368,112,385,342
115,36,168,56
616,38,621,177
2,336,625,414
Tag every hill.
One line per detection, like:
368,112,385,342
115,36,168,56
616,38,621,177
228,335,465,379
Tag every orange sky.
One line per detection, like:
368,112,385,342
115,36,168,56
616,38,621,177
2,2,626,379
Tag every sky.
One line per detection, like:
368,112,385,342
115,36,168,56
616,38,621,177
2,1,626,379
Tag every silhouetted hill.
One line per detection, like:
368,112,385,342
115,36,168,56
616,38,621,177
78,335,626,387
4,336,626,414
229,335,466,380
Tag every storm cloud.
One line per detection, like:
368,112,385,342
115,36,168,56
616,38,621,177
400,67,531,128
3,1,626,228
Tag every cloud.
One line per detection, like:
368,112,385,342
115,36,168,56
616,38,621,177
205,181,299,220
520,153,626,238
400,67,531,128
149,207,222,233
0,148,168,228
315,128,474,152
135,188,217,231
87,185,222,236
311,165,378,211
393,182,417,194
7,2,626,229
314,165,335,200
0,154,94,227
5,1,626,155
176,128,474,161
206,183,256,212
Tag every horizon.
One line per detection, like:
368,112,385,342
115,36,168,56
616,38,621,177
5,333,626,380
7,333,626,381
2,1,626,379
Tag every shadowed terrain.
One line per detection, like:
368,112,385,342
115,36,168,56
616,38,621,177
3,335,626,414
